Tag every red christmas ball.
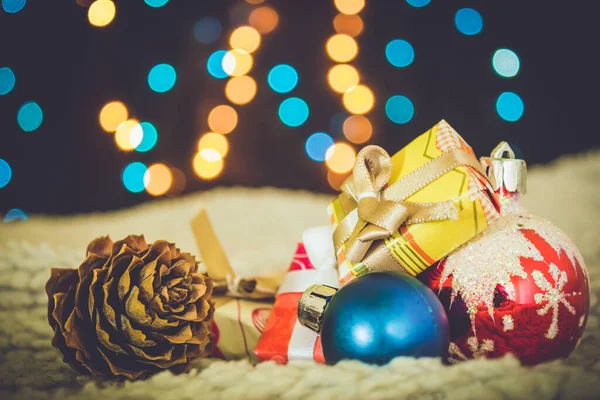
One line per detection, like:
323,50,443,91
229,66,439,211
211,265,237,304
419,210,590,365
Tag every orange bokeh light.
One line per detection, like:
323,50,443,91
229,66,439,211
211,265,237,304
325,143,356,174
166,167,186,197
208,105,238,134
328,64,359,93
245,0,264,4
222,49,253,77
225,75,257,105
144,163,173,196
343,115,373,144
249,6,279,34
99,101,128,132
326,34,358,63
334,0,365,15
342,84,374,114
193,152,224,180
327,169,351,191
333,14,363,37
230,26,261,53
115,119,143,151
197,132,229,158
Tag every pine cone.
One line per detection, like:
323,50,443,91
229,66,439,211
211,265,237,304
45,235,214,380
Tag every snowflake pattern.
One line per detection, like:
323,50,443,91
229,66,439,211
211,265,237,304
448,336,494,364
502,315,514,331
532,263,578,339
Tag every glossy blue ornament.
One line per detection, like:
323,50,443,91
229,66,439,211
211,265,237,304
320,272,449,365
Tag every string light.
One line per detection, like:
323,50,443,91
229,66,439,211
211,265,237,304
267,64,299,94
225,75,257,105
144,0,169,8
0,158,11,189
3,208,28,223
122,162,147,193
326,34,358,62
325,143,356,173
342,84,374,114
493,49,520,78
166,167,186,196
385,39,414,68
329,111,350,136
17,101,43,132
193,152,223,179
496,92,524,122
0,67,16,95
245,0,264,4
194,17,222,44
230,26,261,53
305,132,334,162
136,122,158,152
333,14,363,37
148,63,177,93
99,101,128,132
222,49,253,76
455,8,483,36
2,0,26,13
385,95,414,124
328,64,359,93
144,163,172,196
88,0,116,28
334,0,365,15
115,119,143,150
249,6,279,34
343,115,372,143
207,50,228,79
278,97,309,127
327,169,349,191
208,105,238,134
198,132,229,159
406,0,430,7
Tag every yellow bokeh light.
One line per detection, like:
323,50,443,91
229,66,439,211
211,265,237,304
249,6,279,34
208,105,238,134
325,143,356,174
222,49,253,77
115,119,143,151
198,132,229,158
343,115,372,144
342,84,374,114
193,152,224,180
144,163,173,197
334,0,365,15
88,0,116,28
99,101,128,132
327,169,350,191
333,14,364,37
225,75,257,105
328,64,360,93
326,34,358,62
230,26,261,53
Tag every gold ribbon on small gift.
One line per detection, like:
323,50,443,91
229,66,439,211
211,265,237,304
191,209,285,300
333,145,487,273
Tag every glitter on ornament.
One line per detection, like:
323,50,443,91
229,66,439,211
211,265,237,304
448,336,494,364
579,315,585,328
502,315,514,331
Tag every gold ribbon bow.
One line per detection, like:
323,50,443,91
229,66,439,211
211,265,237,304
333,145,486,269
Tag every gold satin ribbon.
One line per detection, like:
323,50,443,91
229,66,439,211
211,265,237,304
333,145,486,267
190,209,285,300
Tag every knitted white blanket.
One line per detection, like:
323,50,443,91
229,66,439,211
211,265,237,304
1,152,599,400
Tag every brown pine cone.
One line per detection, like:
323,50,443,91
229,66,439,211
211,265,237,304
45,235,214,380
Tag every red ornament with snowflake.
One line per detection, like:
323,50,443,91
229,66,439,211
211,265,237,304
419,143,590,365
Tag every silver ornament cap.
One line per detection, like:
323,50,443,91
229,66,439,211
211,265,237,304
297,284,338,333
480,141,527,194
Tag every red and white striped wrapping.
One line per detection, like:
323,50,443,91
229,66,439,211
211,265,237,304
254,226,339,363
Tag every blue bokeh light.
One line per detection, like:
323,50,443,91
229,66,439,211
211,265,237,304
305,132,334,162
0,158,11,189
455,8,483,36
4,208,28,223
194,17,222,44
2,0,26,13
385,39,415,68
17,101,43,132
492,49,520,78
207,50,228,79
144,0,169,8
385,95,414,124
122,162,148,193
136,122,158,152
329,111,349,137
148,63,176,93
267,64,299,94
496,92,524,122
406,0,430,8
278,97,309,127
0,67,16,95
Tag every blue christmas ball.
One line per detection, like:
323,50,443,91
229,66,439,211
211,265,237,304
321,272,449,365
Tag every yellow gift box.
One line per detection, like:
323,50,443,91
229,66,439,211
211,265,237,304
329,120,501,283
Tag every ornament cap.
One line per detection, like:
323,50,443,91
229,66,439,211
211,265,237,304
480,141,527,194
298,284,338,333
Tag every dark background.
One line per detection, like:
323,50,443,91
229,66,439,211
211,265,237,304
1,0,598,215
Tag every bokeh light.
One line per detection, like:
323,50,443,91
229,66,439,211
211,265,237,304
326,34,358,62
193,152,224,179
406,0,430,7
245,0,264,4
222,49,253,77
325,143,356,174
148,63,177,93
492,49,520,78
166,167,186,196
329,111,349,136
230,26,261,53
342,85,374,114
225,75,257,105
3,208,28,223
328,64,359,93
122,162,147,193
99,101,128,132
385,39,414,68
267,64,298,94
0,67,16,95
136,122,158,152
249,6,279,34
496,92,524,122
144,0,169,7
208,105,238,134
144,163,172,196
455,8,483,36
194,17,222,44
334,0,365,15
88,0,116,28
333,14,363,37
327,169,349,191
207,50,228,79
0,158,12,189
278,97,309,127
343,115,372,144
305,132,334,162
198,132,229,159
115,119,143,150
17,101,43,132
385,95,414,124
2,0,26,13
